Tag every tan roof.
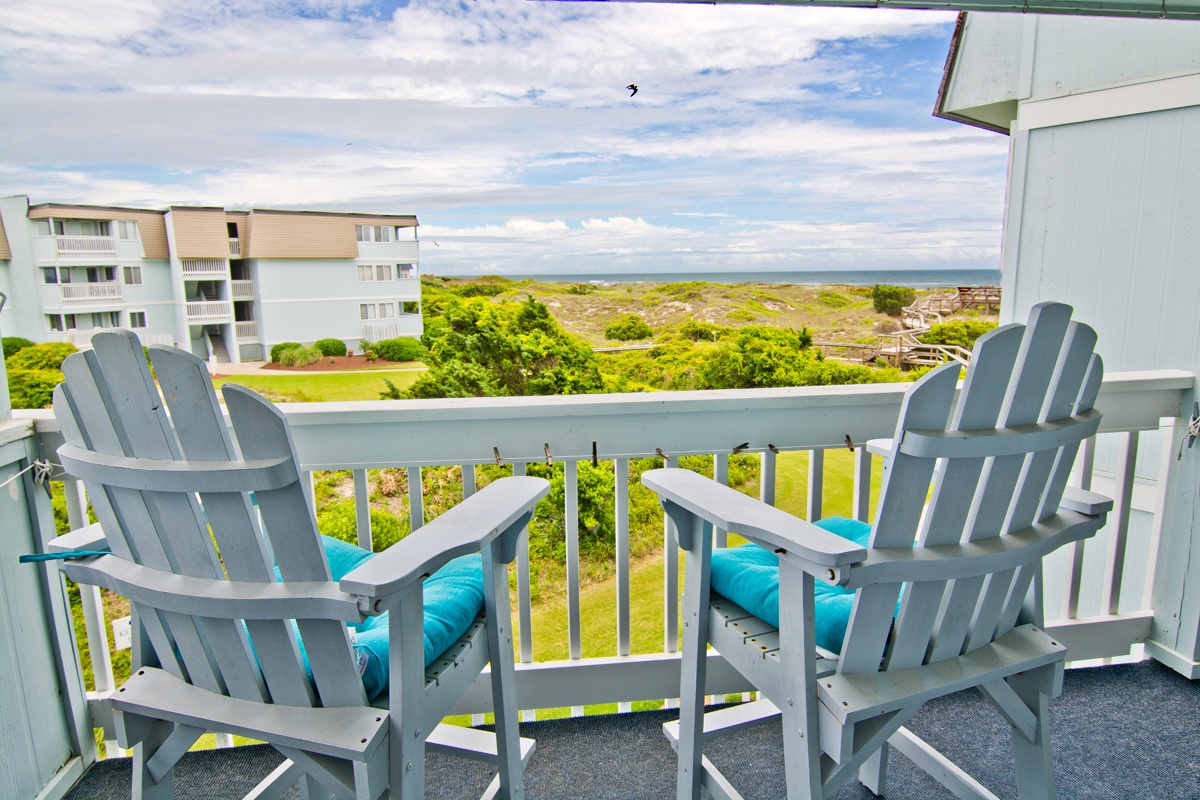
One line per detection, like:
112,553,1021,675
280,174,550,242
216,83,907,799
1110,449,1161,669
168,206,233,259
243,209,417,259
0,213,10,260
28,203,171,259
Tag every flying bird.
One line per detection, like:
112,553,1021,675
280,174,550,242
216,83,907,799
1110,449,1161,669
626,84,638,97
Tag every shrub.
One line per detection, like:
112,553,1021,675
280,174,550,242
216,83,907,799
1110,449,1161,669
374,337,425,362
313,338,348,357
2,337,36,358
817,291,852,308
871,285,916,316
604,314,654,341
919,320,997,351
5,342,77,371
276,345,321,367
317,498,407,552
7,369,63,409
677,320,732,342
270,342,303,363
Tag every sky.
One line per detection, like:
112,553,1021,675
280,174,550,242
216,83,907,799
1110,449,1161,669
0,0,1010,277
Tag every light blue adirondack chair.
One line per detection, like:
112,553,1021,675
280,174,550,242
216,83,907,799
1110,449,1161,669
643,302,1113,800
46,331,549,800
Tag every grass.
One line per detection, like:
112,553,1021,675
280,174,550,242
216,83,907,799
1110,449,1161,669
213,366,424,402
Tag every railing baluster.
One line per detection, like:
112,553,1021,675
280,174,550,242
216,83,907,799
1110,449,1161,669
1106,431,1139,616
713,453,729,547
462,463,476,498
1064,436,1096,619
565,461,583,716
514,462,534,666
352,469,372,551
853,447,872,523
808,449,824,521
662,454,679,709
760,449,776,507
615,457,632,713
408,466,424,531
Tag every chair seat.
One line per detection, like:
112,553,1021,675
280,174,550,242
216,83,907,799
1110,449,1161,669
320,536,486,701
709,517,871,654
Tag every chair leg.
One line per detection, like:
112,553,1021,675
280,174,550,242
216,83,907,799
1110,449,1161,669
1010,688,1056,800
858,745,889,796
131,720,174,800
388,586,428,800
674,510,712,800
482,541,525,800
778,561,824,800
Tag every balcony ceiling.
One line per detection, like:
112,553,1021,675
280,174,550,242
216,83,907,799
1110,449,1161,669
603,0,1200,19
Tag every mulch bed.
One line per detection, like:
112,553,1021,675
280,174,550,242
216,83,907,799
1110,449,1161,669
259,354,409,372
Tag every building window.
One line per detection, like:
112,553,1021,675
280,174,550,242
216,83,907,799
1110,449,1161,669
59,268,72,284
227,222,238,238
34,219,51,236
360,303,395,320
357,264,374,282
376,264,393,282
76,220,110,236
402,301,419,315
87,266,117,283
128,311,147,328
117,220,139,240
360,303,376,320
42,267,58,284
355,225,392,243
47,315,63,332
94,311,120,328
123,265,143,285
399,263,416,279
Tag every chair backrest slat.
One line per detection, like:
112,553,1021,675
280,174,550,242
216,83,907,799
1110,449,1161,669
224,385,367,708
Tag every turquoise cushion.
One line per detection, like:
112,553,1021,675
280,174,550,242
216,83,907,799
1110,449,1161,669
709,517,872,655
319,536,485,701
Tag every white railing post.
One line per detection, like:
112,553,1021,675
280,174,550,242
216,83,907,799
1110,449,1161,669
353,469,372,551
1105,431,1140,616
808,449,824,521
853,447,872,523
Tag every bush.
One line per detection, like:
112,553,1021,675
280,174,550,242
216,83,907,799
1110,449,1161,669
374,337,425,362
2,337,36,358
871,285,916,316
270,342,303,363
5,342,77,371
276,345,321,367
7,369,63,409
317,498,407,552
919,320,997,351
604,314,654,341
677,320,732,342
313,338,348,357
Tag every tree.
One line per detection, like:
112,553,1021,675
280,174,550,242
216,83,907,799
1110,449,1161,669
404,296,604,398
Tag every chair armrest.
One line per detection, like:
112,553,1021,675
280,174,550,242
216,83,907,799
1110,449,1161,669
339,475,550,600
641,468,866,572
47,522,108,553
1059,485,1114,516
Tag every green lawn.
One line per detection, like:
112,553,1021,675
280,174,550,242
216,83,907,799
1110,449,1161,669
213,366,425,402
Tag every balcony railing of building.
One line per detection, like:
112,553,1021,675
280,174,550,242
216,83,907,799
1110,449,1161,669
53,235,117,257
230,280,255,300
235,320,258,340
65,329,173,349
180,259,227,277
59,283,122,305
185,300,233,320
229,238,241,257
362,315,420,342
18,367,1190,748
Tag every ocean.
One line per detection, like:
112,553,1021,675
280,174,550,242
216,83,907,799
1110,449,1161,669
437,269,1002,288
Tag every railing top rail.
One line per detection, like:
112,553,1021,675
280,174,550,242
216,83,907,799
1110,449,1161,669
17,370,1190,470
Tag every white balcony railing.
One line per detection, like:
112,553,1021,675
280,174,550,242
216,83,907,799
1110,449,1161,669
363,315,421,342
54,235,117,256
231,280,255,299
180,259,227,276
66,329,173,348
186,300,232,320
60,282,122,305
235,321,258,340
229,239,241,256
19,369,1190,734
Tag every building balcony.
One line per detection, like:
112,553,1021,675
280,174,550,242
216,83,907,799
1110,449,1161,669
363,314,422,341
186,300,233,321
235,320,259,340
53,234,117,257
231,279,255,299
180,259,228,278
60,282,122,305
229,238,242,257
6,370,1197,799
65,328,173,348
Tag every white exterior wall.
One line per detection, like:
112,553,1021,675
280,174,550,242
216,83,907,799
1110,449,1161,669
989,16,1200,674
254,257,422,350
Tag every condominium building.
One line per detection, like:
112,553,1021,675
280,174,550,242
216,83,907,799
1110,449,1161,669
0,195,421,364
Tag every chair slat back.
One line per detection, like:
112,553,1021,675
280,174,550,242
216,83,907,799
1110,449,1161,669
54,331,364,709
837,303,1102,676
